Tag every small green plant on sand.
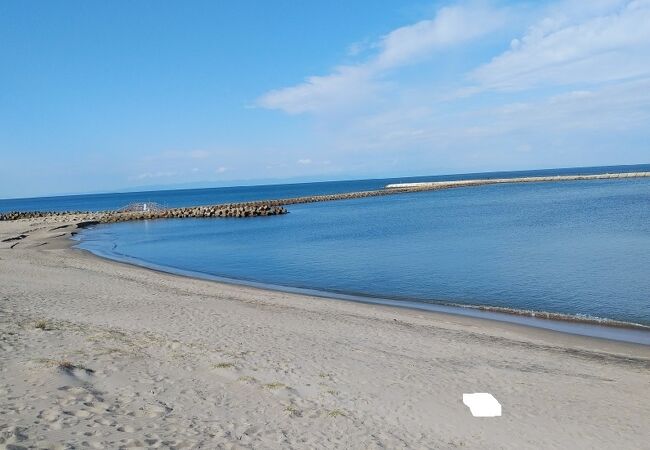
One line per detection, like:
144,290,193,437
213,362,235,369
327,409,346,418
284,404,301,417
34,320,49,330
263,382,286,390
237,375,257,383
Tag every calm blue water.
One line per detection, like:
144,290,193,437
5,165,650,337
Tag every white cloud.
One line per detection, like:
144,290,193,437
256,0,650,173
347,39,372,57
131,171,177,181
335,77,650,154
130,150,234,182
486,78,650,132
257,2,505,114
258,66,376,114
374,3,505,69
297,158,312,165
471,0,650,90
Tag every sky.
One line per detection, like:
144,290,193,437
1,0,649,198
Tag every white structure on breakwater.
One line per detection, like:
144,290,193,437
117,202,167,213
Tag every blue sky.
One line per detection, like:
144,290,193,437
1,0,649,198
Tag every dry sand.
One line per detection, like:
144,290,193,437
1,218,649,449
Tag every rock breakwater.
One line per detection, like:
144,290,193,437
0,203,287,223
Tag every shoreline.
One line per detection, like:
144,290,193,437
2,217,650,448
73,242,648,348
74,234,650,345
3,216,650,352
74,215,650,345
8,214,650,344
4,215,650,348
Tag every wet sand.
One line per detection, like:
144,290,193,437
1,218,649,449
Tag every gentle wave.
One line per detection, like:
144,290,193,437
444,303,650,331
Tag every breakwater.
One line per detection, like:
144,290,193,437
0,203,287,223
384,171,650,189
101,203,287,222
2,171,648,223
215,171,650,207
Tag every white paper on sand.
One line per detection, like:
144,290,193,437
462,393,502,417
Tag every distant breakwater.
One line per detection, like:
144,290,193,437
233,171,650,207
2,171,648,223
384,171,650,190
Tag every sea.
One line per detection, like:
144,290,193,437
3,165,649,343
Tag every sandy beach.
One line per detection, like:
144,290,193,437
1,218,649,449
